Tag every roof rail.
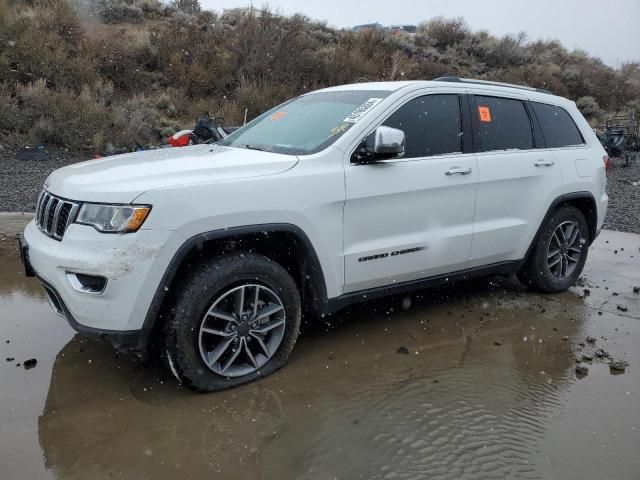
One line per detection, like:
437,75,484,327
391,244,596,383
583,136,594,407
433,76,553,95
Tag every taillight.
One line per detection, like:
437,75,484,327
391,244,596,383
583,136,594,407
603,155,611,176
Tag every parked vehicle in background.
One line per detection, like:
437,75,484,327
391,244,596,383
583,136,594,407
598,113,640,165
19,78,608,392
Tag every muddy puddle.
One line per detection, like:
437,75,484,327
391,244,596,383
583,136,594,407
1,215,639,480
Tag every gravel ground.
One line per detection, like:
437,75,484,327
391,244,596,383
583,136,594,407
0,146,87,212
1,147,639,233
602,155,640,234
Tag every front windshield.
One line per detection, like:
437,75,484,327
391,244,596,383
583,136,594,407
218,90,391,155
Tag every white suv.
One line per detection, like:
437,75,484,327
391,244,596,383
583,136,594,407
19,78,609,391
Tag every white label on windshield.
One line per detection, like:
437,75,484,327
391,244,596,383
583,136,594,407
344,98,383,123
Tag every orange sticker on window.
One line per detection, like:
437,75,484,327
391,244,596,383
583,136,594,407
271,111,287,121
478,106,491,122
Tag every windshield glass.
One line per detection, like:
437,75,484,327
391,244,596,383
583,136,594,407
218,90,391,155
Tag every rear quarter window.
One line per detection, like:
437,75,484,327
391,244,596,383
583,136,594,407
531,102,585,148
473,96,533,152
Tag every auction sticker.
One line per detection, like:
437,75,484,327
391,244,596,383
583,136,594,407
271,111,287,121
478,106,492,122
344,98,384,123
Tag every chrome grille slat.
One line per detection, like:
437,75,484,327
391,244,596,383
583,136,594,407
51,201,64,239
65,204,80,232
35,190,80,241
38,193,50,227
48,199,59,232
42,195,53,231
35,191,45,227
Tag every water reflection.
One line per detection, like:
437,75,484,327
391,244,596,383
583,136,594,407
37,279,588,480
2,227,636,480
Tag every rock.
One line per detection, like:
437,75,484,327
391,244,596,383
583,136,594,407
586,336,597,343
23,358,37,370
581,352,594,361
610,360,629,372
396,346,409,355
562,336,569,341
616,305,628,312
104,143,128,156
493,341,501,346
594,349,609,358
633,286,640,294
6,357,15,362
583,289,591,296
575,365,589,377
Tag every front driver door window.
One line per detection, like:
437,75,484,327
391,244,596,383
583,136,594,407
383,94,463,158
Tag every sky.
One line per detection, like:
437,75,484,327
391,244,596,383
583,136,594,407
202,0,640,68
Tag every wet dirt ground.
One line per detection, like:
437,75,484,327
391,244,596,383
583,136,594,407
1,214,639,480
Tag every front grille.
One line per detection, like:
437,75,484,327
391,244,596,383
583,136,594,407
35,191,80,241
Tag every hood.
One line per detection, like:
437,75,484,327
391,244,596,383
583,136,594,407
45,145,298,203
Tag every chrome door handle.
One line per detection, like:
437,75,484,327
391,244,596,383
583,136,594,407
445,166,472,176
534,159,555,167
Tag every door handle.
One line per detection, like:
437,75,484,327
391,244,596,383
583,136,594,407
534,159,555,167
445,166,472,176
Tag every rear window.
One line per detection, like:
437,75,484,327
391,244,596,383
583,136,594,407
474,96,533,152
531,102,585,148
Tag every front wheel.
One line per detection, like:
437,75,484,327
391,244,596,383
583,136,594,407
164,252,301,392
518,205,589,293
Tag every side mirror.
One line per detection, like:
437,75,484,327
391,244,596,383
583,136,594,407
353,126,405,163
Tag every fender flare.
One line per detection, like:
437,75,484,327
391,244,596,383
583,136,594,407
135,223,328,352
523,191,599,263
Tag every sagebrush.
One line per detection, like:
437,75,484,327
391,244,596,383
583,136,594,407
0,0,638,154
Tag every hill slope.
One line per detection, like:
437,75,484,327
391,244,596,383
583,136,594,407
0,0,638,154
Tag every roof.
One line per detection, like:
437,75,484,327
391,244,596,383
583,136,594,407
314,79,567,105
315,81,419,92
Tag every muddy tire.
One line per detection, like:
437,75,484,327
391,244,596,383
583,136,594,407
163,252,301,392
518,205,589,293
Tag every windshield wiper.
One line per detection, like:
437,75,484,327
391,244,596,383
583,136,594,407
244,144,267,151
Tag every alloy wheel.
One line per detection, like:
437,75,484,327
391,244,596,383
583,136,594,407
546,220,585,279
198,284,286,377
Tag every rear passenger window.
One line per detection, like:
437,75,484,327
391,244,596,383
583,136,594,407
531,102,585,148
474,96,533,152
383,94,462,158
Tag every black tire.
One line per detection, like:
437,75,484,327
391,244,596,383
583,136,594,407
517,205,589,293
163,252,301,392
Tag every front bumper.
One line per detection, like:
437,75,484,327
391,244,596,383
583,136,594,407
40,274,143,354
21,220,184,354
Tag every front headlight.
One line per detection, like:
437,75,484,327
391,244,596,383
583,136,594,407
76,204,151,233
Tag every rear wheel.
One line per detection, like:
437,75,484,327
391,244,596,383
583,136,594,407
164,252,301,392
518,205,589,293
